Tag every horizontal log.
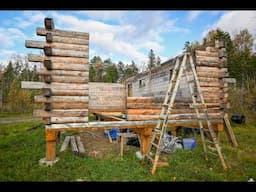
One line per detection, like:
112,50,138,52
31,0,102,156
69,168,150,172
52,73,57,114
127,97,153,103
126,103,162,109
127,109,161,115
35,96,89,103
197,71,227,78
22,81,89,90
198,77,219,83
46,33,89,45
46,102,88,110
43,60,89,71
28,54,88,64
196,66,228,73
50,117,88,124
34,109,89,117
89,109,126,113
25,40,89,51
45,119,224,130
127,113,224,121
199,82,222,87
205,47,218,52
196,61,222,67
195,50,219,57
44,47,89,58
196,55,220,63
42,89,89,96
42,75,88,84
37,70,88,77
37,27,89,39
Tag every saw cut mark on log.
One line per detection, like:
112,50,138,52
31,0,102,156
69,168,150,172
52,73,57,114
37,27,89,39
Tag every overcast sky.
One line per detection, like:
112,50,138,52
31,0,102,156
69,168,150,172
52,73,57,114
0,10,256,70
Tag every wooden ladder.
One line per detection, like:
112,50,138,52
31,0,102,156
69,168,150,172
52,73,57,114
145,53,228,175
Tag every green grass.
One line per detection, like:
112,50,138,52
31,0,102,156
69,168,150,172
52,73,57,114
0,118,256,181
0,112,33,118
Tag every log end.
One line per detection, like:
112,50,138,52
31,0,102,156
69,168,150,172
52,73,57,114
44,46,52,56
44,102,52,111
42,88,52,97
46,33,53,43
44,18,55,30
43,60,52,70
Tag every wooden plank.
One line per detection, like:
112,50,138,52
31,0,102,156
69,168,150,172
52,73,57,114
223,114,238,147
33,109,89,117
51,117,88,124
35,96,89,103
70,136,79,155
46,102,88,110
42,89,89,96
42,75,89,84
60,136,71,153
37,70,88,77
26,40,89,51
45,119,224,130
75,136,86,156
28,54,88,64
22,81,89,90
44,47,89,58
37,27,89,39
89,109,126,113
46,33,89,45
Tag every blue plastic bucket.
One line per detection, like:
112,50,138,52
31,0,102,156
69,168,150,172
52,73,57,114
183,138,196,150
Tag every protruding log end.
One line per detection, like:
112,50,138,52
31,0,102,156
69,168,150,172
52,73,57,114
42,88,52,97
44,18,54,30
44,102,52,111
46,33,53,43
43,117,51,125
44,46,52,56
43,60,52,70
43,75,52,84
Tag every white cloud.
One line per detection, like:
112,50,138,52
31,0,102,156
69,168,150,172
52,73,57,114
0,28,26,48
203,11,256,39
14,11,46,29
0,49,24,66
187,11,203,22
78,11,125,22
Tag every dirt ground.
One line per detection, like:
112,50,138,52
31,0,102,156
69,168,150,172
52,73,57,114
79,129,139,159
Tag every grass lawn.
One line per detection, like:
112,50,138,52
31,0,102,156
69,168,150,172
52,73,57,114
0,117,256,181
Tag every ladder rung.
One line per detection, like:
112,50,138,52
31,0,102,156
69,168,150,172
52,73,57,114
207,145,217,151
187,80,195,84
162,104,169,108
151,142,159,148
159,115,166,120
206,140,215,145
154,129,162,134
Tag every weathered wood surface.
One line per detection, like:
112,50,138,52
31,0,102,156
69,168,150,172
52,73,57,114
196,66,228,73
45,119,224,130
44,47,89,58
70,136,79,155
127,113,224,121
126,103,162,109
44,18,54,30
22,81,89,90
37,27,89,39
197,71,227,78
46,33,89,45
37,70,88,77
43,61,89,71
196,56,220,63
25,40,89,51
75,136,86,156
89,109,126,113
127,97,153,103
42,75,88,84
60,136,71,153
42,89,89,96
35,96,89,103
198,77,219,83
195,50,219,57
45,102,88,110
34,109,89,117
51,117,88,124
28,54,88,64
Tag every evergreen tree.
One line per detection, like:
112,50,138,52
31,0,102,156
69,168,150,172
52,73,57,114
148,49,156,70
